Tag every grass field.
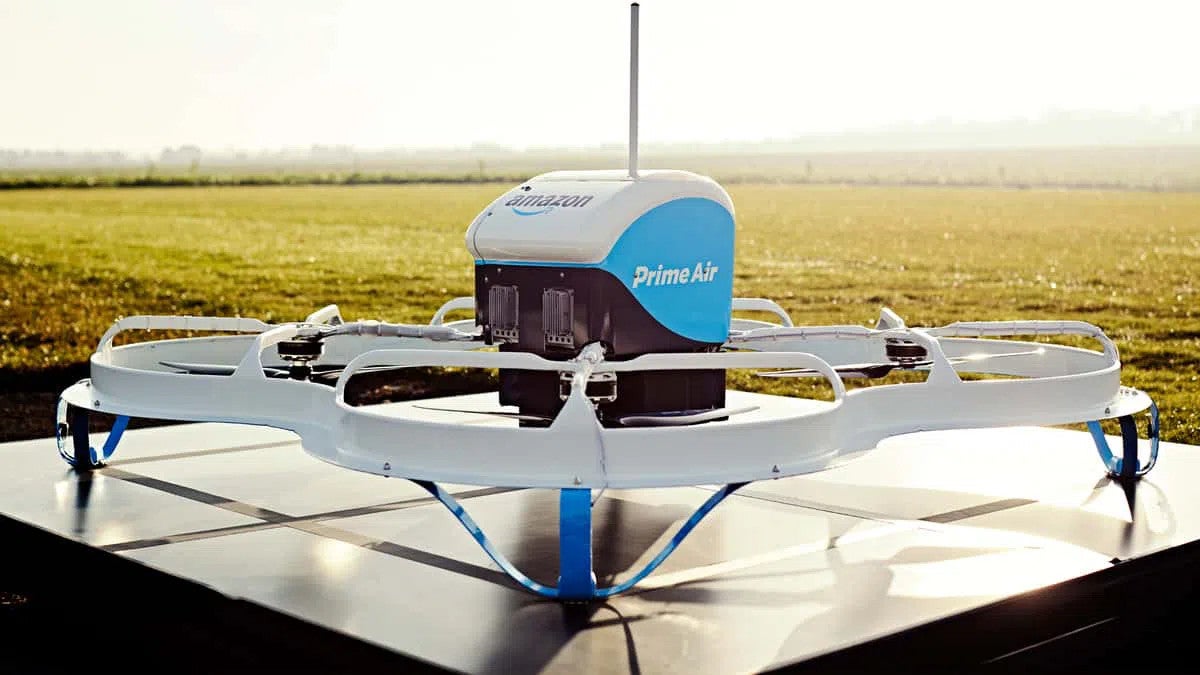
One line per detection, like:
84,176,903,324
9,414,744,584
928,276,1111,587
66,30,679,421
1,183,1198,444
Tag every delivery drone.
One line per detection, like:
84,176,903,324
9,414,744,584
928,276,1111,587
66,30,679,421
56,5,1159,601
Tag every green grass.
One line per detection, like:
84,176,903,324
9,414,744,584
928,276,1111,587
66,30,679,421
1,184,1198,443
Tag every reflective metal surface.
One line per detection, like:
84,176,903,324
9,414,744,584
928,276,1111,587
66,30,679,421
0,440,258,546
1,424,1196,672
749,427,1118,520
124,445,469,517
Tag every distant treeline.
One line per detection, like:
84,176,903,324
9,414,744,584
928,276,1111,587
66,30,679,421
0,172,527,190
4,145,1200,191
1,171,1195,193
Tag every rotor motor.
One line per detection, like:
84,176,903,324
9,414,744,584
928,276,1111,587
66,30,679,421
277,337,324,380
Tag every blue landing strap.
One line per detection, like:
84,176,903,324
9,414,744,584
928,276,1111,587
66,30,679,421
594,482,747,598
54,399,130,468
412,480,747,600
410,479,558,598
1087,401,1160,480
96,415,130,464
558,488,597,600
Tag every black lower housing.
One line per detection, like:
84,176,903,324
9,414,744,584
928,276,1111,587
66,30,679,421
499,368,725,427
475,263,725,427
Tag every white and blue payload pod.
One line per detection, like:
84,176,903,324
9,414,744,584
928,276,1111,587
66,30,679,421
466,169,736,425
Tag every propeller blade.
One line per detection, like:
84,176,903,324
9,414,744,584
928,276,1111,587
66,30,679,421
410,404,553,423
758,361,931,379
307,364,412,383
948,348,1045,363
617,405,759,427
159,361,413,384
160,360,236,375
160,360,290,377
758,348,1044,380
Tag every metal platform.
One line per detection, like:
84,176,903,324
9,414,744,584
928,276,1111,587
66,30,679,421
2,421,1198,672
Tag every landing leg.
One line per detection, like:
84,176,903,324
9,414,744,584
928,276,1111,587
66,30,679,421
557,488,597,600
1087,401,1160,481
413,480,746,600
55,399,130,470
70,405,90,468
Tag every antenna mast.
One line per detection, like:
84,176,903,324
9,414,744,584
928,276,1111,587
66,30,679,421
628,2,639,179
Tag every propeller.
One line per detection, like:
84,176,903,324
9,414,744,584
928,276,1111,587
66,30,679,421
159,360,290,377
408,404,760,427
159,360,410,383
411,404,553,423
757,348,1045,380
305,364,412,384
758,361,932,380
616,405,759,427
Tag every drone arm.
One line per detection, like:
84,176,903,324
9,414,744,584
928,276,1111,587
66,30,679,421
327,320,477,342
930,320,1119,363
231,324,302,379
304,304,343,325
727,324,876,344
97,315,272,358
332,349,562,401
429,297,476,326
332,347,849,405
730,297,794,327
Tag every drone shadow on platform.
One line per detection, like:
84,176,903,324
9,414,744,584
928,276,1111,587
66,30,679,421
43,453,1182,674
463,476,1177,675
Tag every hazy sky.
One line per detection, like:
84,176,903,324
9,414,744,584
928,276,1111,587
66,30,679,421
2,0,1197,153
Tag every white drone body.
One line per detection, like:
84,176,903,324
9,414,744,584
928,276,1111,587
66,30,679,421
467,169,734,265
54,4,1159,601
58,302,1155,489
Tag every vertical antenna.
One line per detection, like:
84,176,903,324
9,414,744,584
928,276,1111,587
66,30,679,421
628,2,639,179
